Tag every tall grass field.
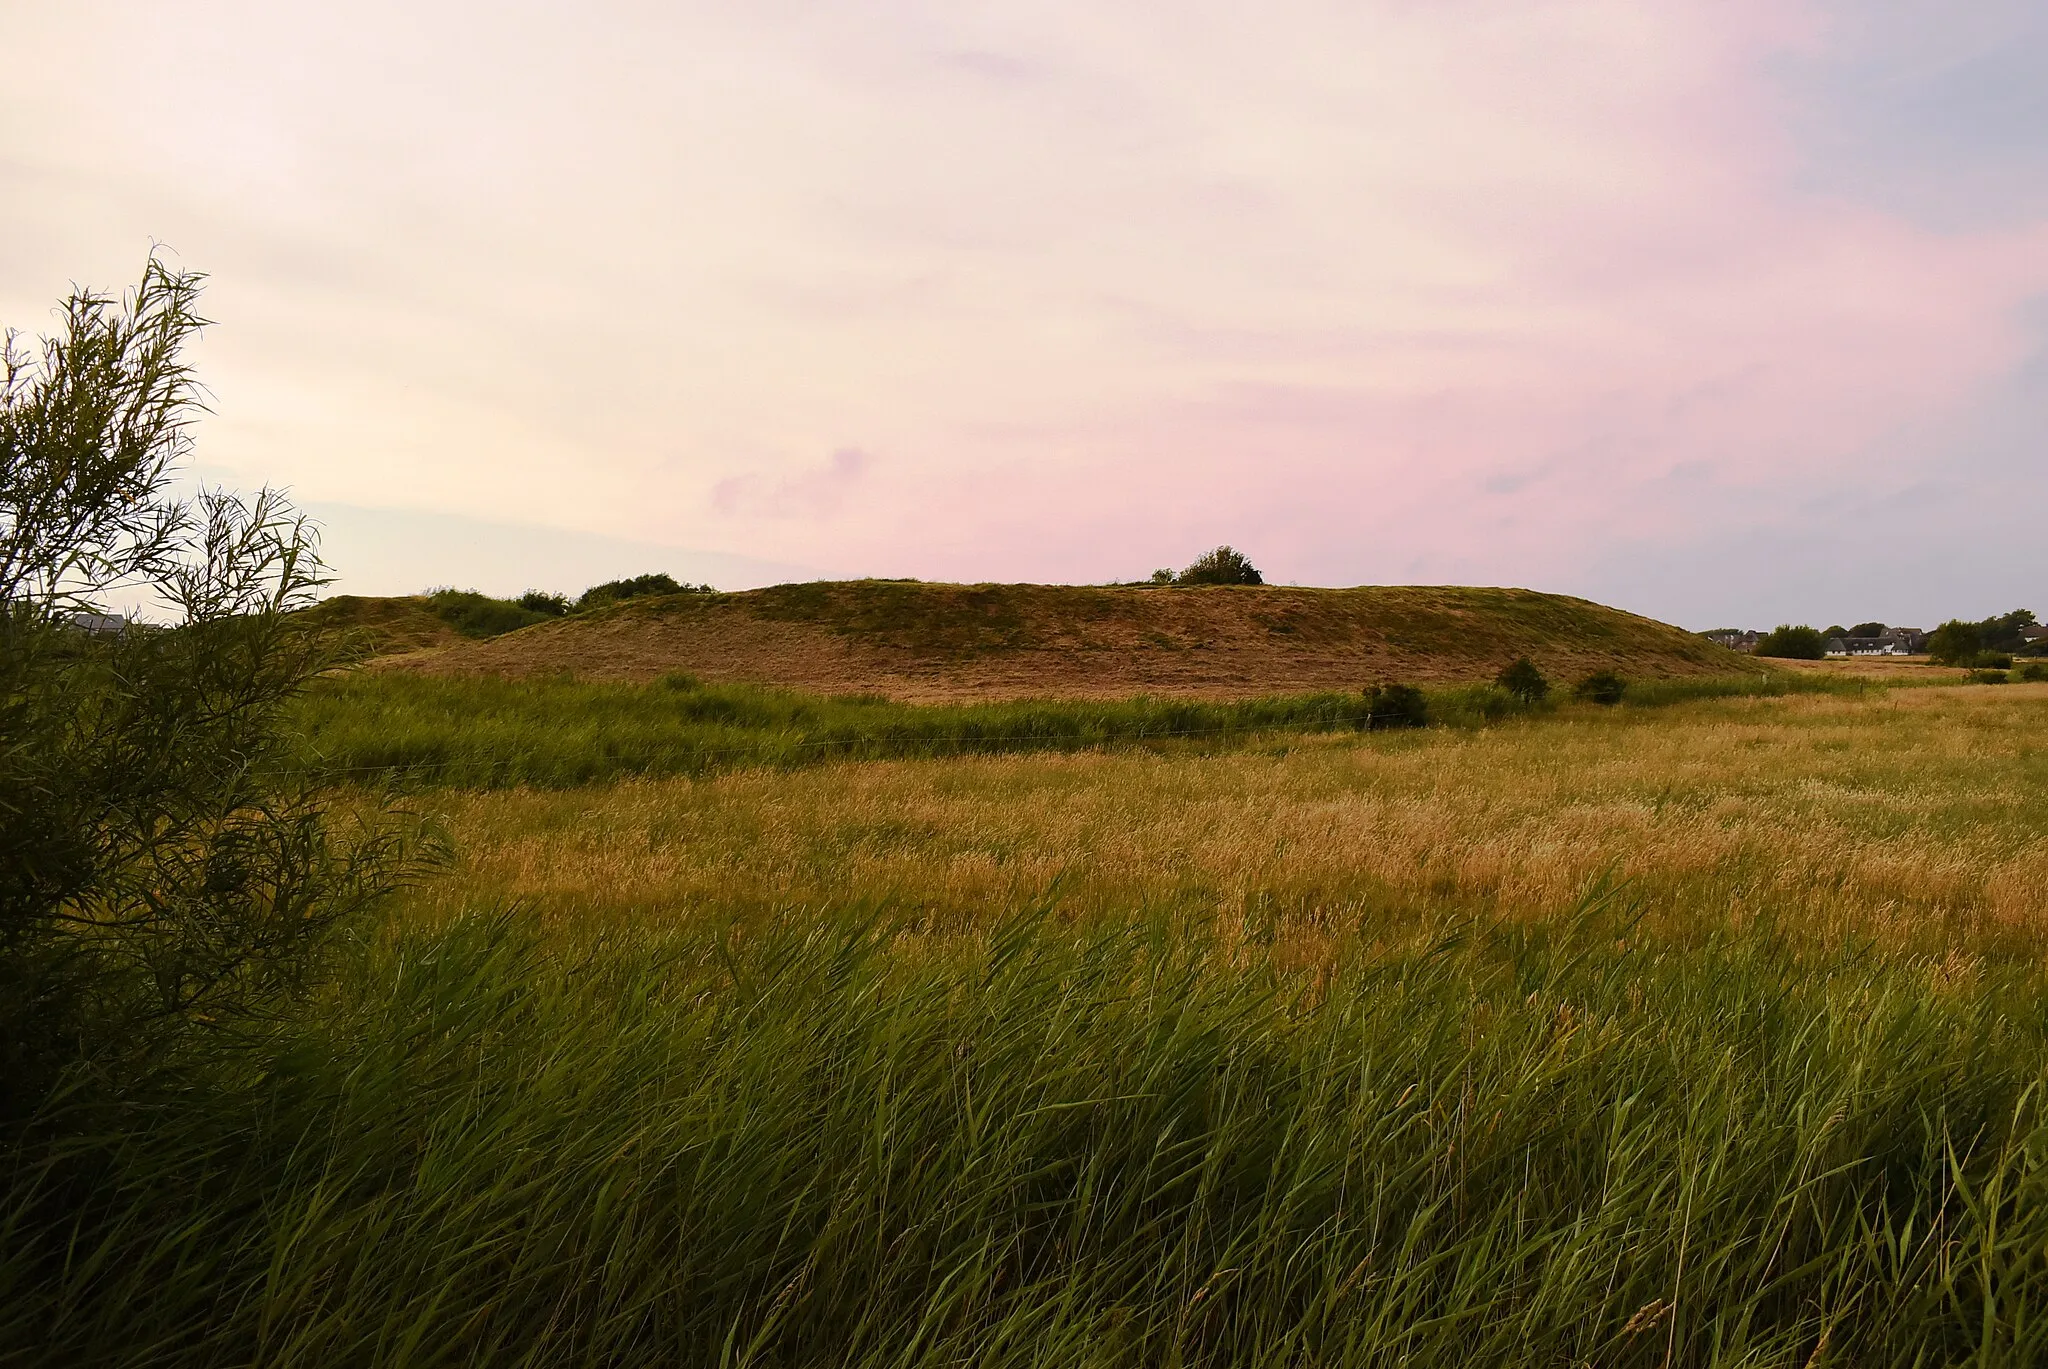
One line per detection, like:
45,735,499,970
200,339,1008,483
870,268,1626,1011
11,675,2048,1366
287,668,1856,789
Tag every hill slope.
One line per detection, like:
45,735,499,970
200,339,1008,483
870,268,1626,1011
301,595,470,656
371,581,1747,702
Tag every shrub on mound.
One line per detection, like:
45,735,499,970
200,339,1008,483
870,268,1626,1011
1495,657,1549,705
426,589,553,639
518,590,572,617
1574,671,1627,706
1176,545,1263,586
577,573,710,611
1362,682,1429,730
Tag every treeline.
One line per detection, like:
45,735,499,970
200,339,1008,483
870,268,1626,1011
1923,610,2042,666
1747,610,2041,668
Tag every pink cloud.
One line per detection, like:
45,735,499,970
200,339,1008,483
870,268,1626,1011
4,0,2045,606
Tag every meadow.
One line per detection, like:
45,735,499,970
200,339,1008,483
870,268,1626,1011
289,667,1851,789
13,675,2048,1367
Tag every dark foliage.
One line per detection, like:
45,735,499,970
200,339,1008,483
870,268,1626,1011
1495,657,1549,704
518,590,572,617
1361,682,1429,730
1175,545,1263,586
426,588,551,638
1924,621,1979,665
1850,621,1886,638
1929,611,2040,664
1755,625,1825,660
577,573,710,611
0,260,430,1116
1574,671,1628,705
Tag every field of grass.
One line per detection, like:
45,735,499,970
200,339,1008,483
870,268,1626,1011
288,668,1853,790
383,681,2045,958
14,679,2048,1365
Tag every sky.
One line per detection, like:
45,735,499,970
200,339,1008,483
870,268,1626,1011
3,0,2044,628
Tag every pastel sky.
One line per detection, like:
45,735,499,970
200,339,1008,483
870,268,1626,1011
4,0,2045,627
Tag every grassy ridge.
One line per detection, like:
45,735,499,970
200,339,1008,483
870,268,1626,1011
291,670,1859,790
11,904,2048,1366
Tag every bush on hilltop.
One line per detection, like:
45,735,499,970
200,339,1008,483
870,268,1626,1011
577,573,713,611
1176,546,1264,586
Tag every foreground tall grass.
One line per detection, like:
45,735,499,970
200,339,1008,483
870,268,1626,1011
9,901,2048,1366
291,669,1858,790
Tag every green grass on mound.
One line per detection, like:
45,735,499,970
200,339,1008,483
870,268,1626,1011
10,902,2048,1366
289,670,1861,790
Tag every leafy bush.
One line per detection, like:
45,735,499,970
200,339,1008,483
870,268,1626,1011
426,588,552,638
577,573,709,611
2014,662,2048,683
1175,545,1263,586
1924,620,1980,665
1495,657,1549,705
1926,613,2040,664
0,260,429,1115
1574,671,1627,705
518,590,572,616
1754,625,1825,660
1971,669,2010,685
1361,682,1429,730
1967,651,2014,670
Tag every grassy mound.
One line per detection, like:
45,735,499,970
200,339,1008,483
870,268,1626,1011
371,581,1749,701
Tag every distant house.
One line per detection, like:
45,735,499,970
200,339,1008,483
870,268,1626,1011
1703,629,1761,653
1826,629,1923,657
1879,627,1926,653
66,611,127,637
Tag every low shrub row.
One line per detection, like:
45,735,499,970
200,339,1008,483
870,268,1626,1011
423,574,717,640
288,668,1859,791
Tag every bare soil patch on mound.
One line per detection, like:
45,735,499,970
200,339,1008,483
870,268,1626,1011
376,582,1748,702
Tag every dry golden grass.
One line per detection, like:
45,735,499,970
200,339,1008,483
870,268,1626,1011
392,682,2048,956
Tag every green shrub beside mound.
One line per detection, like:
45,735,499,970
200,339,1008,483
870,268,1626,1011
1754,625,1825,660
1495,657,1550,704
1362,682,1429,730
1971,669,2010,685
2014,662,2048,683
1574,671,1628,705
